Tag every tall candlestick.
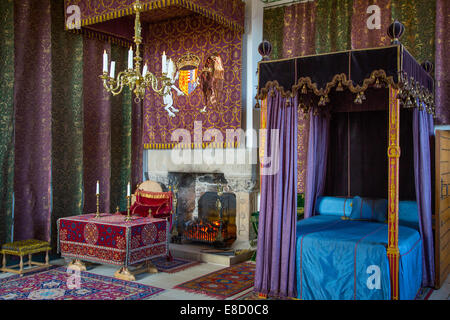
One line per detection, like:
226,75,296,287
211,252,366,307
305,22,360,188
103,50,108,73
125,195,132,222
110,61,116,78
128,47,133,70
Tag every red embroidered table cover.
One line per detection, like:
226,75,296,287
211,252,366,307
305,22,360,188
58,214,168,267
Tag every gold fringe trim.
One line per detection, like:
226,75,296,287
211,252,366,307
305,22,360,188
136,191,171,199
68,28,134,48
256,69,435,115
143,141,241,149
65,0,245,34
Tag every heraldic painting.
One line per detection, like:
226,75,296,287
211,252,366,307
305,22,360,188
143,14,243,149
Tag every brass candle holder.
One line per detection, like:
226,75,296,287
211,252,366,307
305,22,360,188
124,196,132,222
95,193,101,218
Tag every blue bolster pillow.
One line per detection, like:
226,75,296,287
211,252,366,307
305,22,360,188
349,196,388,222
315,196,353,217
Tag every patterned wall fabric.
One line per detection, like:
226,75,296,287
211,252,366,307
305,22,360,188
315,0,353,54
50,0,85,248
0,0,15,243
14,0,53,242
0,0,139,245
351,0,392,49
143,14,242,149
435,0,450,125
110,45,133,213
391,0,436,66
263,6,284,60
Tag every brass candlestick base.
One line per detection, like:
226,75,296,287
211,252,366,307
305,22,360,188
95,193,101,218
124,196,132,222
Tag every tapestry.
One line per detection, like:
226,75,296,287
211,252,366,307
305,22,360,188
0,266,164,300
50,0,85,251
13,0,53,242
435,0,450,125
0,0,14,244
174,262,255,299
143,14,242,149
150,256,201,273
58,214,168,266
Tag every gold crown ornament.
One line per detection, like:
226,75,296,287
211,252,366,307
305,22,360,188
176,53,201,71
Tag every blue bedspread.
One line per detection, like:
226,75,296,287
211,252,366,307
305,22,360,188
296,215,422,300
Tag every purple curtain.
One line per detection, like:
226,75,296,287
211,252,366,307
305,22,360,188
82,37,112,214
132,99,143,190
13,0,53,241
412,107,435,288
255,90,298,298
304,108,330,218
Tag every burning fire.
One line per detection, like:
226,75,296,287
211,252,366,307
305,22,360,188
185,219,226,243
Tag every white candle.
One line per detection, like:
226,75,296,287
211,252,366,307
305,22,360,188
142,64,148,77
96,181,99,195
103,50,108,73
110,61,116,78
162,51,167,74
128,47,133,70
127,182,131,197
167,59,174,76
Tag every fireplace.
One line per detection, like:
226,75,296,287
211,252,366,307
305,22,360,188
184,191,237,247
144,148,259,255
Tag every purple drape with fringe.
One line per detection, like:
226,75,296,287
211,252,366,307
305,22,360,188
412,108,435,288
255,90,298,298
304,110,330,218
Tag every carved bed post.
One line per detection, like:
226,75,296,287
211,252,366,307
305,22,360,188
387,85,400,300
257,97,268,299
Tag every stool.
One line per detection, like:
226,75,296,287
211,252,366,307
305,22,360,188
1,239,51,275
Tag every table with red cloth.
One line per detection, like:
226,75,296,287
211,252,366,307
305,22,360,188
57,213,169,279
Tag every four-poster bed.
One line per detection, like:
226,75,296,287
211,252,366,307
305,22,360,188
256,30,436,299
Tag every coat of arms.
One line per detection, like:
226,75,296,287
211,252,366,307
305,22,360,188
176,53,201,96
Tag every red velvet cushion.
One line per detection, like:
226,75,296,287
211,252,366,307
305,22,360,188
130,190,173,218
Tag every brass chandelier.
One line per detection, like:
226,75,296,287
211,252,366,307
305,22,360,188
100,0,172,102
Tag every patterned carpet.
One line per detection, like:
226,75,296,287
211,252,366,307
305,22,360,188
174,262,255,299
235,290,296,300
0,266,164,300
151,257,201,273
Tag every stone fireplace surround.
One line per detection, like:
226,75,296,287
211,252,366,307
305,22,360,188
145,149,259,264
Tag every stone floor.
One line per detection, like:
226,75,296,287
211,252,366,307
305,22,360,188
0,257,448,300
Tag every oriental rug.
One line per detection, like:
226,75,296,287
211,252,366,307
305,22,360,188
173,262,255,299
150,257,201,274
0,266,164,300
234,290,296,300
